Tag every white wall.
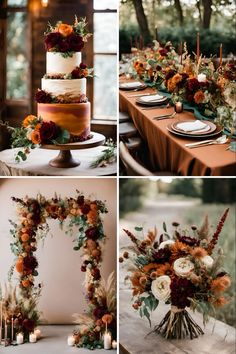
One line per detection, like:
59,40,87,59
0,178,116,324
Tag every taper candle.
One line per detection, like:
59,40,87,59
11,317,14,342
196,32,200,62
219,43,223,67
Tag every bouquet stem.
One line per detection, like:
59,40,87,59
151,306,204,340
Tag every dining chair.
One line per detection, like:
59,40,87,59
119,141,176,176
119,111,131,123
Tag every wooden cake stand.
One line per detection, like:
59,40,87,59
41,132,105,168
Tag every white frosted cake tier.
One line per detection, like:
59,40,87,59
42,78,86,97
46,52,82,75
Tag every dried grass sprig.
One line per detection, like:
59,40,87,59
207,208,229,254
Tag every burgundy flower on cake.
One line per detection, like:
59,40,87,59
35,89,52,103
71,63,88,79
45,32,62,51
67,33,84,51
58,40,70,52
39,121,59,144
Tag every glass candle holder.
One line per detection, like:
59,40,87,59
174,102,183,113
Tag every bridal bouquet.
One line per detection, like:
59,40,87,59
120,209,231,340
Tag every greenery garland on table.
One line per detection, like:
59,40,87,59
1,191,116,349
120,209,231,340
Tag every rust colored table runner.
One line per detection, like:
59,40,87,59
119,86,236,176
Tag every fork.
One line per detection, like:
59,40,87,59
153,112,176,120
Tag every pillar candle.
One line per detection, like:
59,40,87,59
29,333,37,343
104,332,112,350
174,102,183,113
4,319,7,340
67,335,75,346
16,333,24,345
34,328,41,339
219,43,223,66
112,340,117,349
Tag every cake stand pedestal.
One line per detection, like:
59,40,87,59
41,132,105,168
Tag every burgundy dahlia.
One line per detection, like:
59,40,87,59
39,121,59,144
35,89,52,103
93,306,107,319
159,48,168,56
45,32,62,51
23,256,38,271
80,204,91,215
58,40,70,53
22,318,35,332
187,78,200,92
92,268,101,280
165,69,176,81
152,248,171,264
67,33,84,51
85,227,99,240
178,236,200,247
71,67,82,79
77,195,84,205
170,277,196,309
80,62,87,69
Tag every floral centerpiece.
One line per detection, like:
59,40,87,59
44,16,91,57
2,191,116,348
120,209,231,340
11,115,72,162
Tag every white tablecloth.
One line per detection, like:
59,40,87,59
0,147,116,176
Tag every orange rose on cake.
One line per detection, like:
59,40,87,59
57,23,73,37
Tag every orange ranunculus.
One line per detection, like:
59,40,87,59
209,296,229,308
23,115,37,128
211,275,231,293
194,90,205,104
170,241,190,261
31,129,41,145
21,233,30,242
190,247,207,259
21,279,30,288
16,258,24,273
57,23,73,37
142,263,159,273
87,210,98,225
156,262,172,276
172,73,183,86
102,314,113,324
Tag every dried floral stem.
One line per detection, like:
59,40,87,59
207,208,229,255
123,229,145,254
149,308,204,340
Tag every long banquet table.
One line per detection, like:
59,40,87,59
119,85,236,176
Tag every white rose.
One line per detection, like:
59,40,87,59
158,240,175,249
200,255,214,269
173,257,194,277
151,275,171,302
26,128,33,141
197,73,207,82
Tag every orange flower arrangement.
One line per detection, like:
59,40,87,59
194,90,205,104
57,23,73,37
22,115,37,128
211,275,231,293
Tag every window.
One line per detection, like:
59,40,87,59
6,0,29,101
93,0,117,120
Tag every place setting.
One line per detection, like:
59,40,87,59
135,93,169,108
119,81,147,91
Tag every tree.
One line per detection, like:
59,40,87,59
174,0,184,26
121,0,151,43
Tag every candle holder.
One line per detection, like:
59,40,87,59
174,102,183,114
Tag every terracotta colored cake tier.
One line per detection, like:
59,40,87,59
38,102,91,139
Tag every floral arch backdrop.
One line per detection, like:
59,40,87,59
2,191,116,348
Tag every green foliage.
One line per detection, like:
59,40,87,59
90,139,117,168
119,179,146,217
119,26,236,57
167,179,201,198
52,129,70,144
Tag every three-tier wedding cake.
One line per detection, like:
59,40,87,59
36,17,93,142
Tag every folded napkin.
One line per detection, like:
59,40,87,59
140,94,164,102
176,120,207,132
121,82,143,88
